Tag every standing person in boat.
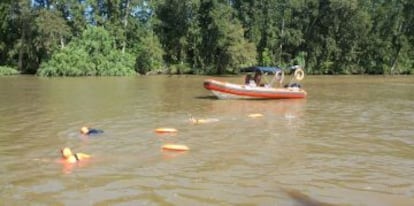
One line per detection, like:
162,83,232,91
254,70,262,86
284,65,304,88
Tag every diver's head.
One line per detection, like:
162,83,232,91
61,147,73,158
80,126,89,134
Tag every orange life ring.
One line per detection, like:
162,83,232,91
154,128,178,133
294,68,305,81
162,144,190,151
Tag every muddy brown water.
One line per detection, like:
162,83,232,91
0,75,413,205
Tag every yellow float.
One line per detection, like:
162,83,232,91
248,113,264,118
161,144,190,151
154,127,178,133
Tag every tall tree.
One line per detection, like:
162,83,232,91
35,9,71,60
155,0,196,65
0,0,14,65
55,0,89,38
198,0,256,74
234,0,290,66
134,31,165,74
9,0,38,73
363,0,413,74
87,0,145,51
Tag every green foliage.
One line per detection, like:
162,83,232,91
0,0,413,75
0,0,12,64
223,20,258,72
196,0,257,74
37,26,135,76
134,33,165,75
35,9,71,60
155,0,195,65
58,0,89,37
168,63,192,74
0,65,19,76
37,47,93,76
261,48,272,66
9,0,39,74
95,50,136,76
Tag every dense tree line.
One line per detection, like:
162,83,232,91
0,0,412,76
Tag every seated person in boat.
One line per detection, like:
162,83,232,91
254,70,265,87
244,70,264,87
245,74,252,84
284,82,302,88
245,74,256,86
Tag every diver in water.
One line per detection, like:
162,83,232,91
189,116,219,124
60,147,91,164
80,126,104,135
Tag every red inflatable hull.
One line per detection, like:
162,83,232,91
203,79,307,99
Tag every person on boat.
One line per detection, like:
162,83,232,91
245,74,253,85
284,82,302,88
283,65,304,88
288,65,305,81
80,126,104,135
60,147,91,164
254,70,263,86
289,65,301,73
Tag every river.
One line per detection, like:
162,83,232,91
0,75,413,205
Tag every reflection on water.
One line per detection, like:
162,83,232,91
0,75,413,205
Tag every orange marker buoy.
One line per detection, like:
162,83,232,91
161,144,189,151
248,113,264,118
154,127,178,133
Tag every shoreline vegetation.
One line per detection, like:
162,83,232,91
0,1,413,77
1,67,411,77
